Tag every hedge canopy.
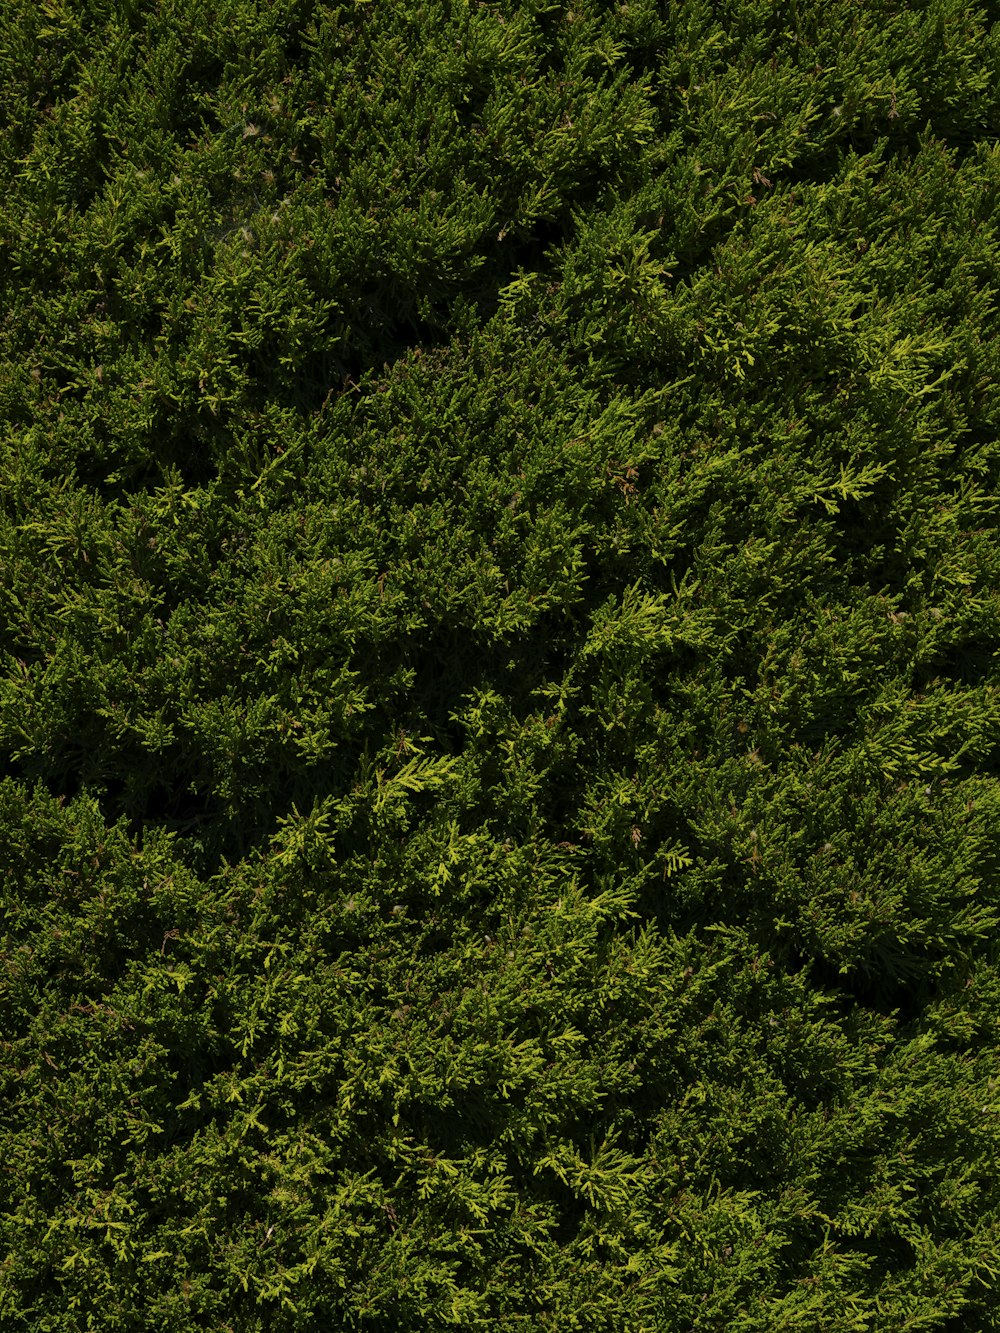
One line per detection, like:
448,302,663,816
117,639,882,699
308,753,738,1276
3,0,1000,1328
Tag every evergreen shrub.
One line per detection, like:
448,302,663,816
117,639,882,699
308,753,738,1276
3,0,1000,1327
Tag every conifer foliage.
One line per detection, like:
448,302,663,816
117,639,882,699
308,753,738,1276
3,0,1000,1327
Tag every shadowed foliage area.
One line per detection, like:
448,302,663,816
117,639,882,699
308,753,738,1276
3,1,1000,1328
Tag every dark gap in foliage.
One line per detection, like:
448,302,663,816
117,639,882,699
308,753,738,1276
912,647,1000,695
800,951,937,1031
782,119,997,198
0,758,85,812
846,1230,918,1284
123,780,226,838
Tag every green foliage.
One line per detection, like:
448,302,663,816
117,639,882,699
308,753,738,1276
3,0,1000,1327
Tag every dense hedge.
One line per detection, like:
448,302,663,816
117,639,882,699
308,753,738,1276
3,0,1000,1327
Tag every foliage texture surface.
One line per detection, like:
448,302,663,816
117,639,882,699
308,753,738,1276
3,0,1000,1328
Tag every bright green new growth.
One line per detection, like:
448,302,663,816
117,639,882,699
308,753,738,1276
2,0,1000,1328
